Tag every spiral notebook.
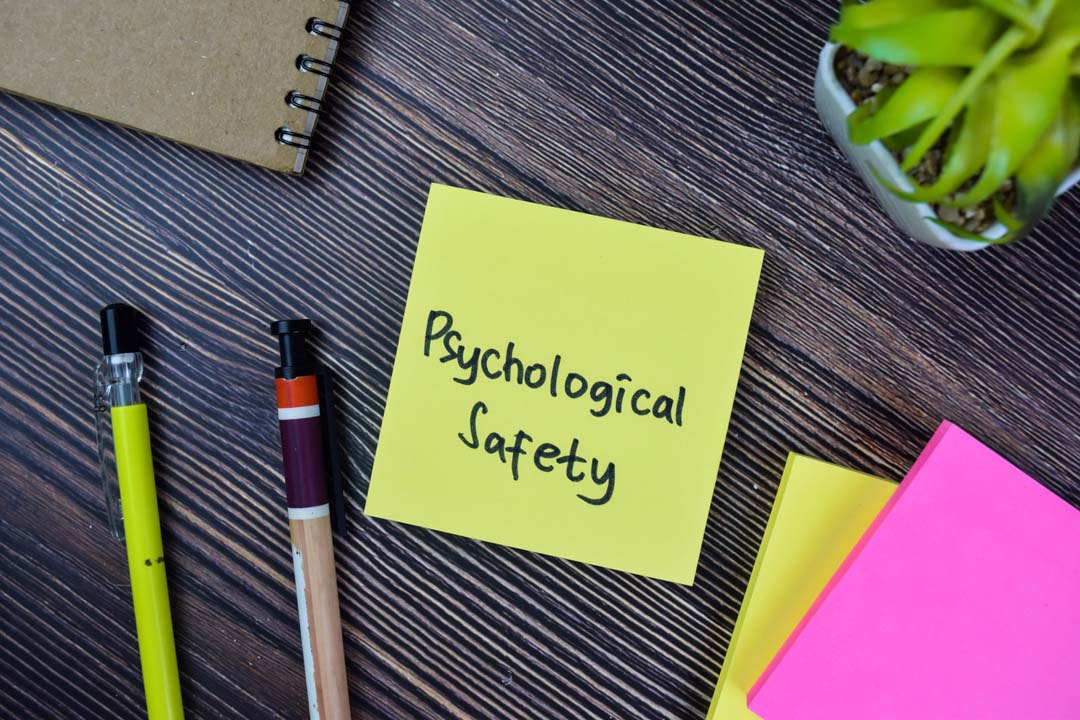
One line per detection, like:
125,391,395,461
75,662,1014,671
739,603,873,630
0,0,350,174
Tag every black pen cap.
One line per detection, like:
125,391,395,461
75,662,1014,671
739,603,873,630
270,318,315,377
100,303,140,356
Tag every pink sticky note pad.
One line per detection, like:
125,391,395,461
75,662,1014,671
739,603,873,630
748,421,1080,719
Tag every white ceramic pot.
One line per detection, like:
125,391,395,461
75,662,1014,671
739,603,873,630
815,42,1080,251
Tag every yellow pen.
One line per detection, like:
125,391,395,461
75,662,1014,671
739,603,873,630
95,304,184,719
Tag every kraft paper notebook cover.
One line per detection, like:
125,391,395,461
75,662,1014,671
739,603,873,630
0,0,350,173
748,421,1080,720
705,454,895,720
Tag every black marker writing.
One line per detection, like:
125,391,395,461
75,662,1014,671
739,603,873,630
458,400,616,506
425,309,687,426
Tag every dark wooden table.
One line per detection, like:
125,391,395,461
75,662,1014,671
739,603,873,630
2,2,1078,718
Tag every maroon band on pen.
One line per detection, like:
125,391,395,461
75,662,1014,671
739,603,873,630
276,375,330,510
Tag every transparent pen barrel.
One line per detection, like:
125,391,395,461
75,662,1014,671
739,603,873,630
99,352,143,407
95,351,145,539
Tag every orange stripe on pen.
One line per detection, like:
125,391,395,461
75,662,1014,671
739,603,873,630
276,376,319,409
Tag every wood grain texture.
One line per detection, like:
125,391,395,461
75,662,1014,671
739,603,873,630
291,512,351,720
1,1,1077,718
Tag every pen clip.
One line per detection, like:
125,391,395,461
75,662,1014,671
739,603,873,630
94,359,124,541
316,365,347,534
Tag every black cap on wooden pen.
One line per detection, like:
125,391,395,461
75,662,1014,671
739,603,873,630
270,318,317,379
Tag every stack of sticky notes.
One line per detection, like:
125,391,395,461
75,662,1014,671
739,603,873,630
710,421,1080,720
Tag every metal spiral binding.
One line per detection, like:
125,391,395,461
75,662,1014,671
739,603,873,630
286,91,322,113
295,54,334,77
276,10,346,150
306,17,344,41
275,127,313,149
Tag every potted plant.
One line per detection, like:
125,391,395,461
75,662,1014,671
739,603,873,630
815,0,1080,250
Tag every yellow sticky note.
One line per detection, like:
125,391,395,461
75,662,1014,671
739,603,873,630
365,184,762,584
705,454,896,719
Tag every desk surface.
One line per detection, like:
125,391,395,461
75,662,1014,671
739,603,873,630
1,2,1078,718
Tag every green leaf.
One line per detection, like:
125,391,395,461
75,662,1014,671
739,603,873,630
946,39,1075,207
848,67,965,145
880,121,930,153
975,0,1040,34
1042,1,1080,41
901,0,1060,172
835,0,964,30
883,87,995,203
936,90,1080,245
833,8,1006,66
1011,87,1080,219
992,196,1025,233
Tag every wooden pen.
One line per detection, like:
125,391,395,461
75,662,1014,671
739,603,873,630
271,319,350,720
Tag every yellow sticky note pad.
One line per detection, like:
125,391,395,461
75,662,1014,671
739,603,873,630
365,185,763,584
706,454,896,719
